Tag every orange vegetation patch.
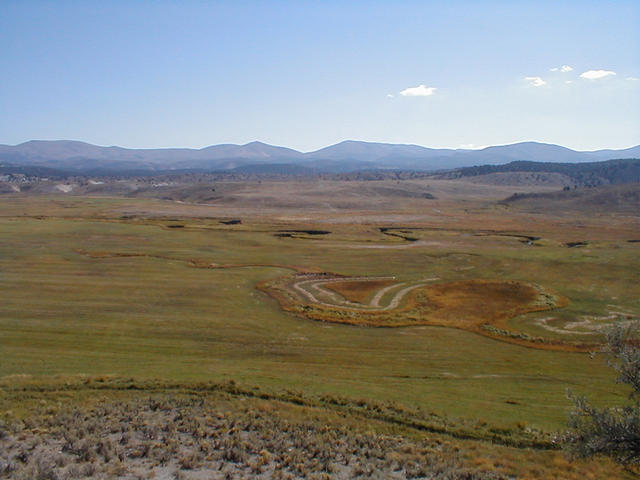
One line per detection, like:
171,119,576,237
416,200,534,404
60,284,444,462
323,279,395,304
418,280,540,329
259,275,586,351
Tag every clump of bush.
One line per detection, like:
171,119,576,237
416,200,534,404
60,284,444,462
482,324,546,343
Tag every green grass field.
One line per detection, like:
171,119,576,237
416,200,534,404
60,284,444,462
1,190,639,478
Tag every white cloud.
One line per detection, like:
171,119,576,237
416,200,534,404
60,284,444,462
524,76,546,87
387,93,395,98
580,69,616,80
627,77,640,81
565,80,574,84
458,143,489,150
399,84,437,97
550,65,572,72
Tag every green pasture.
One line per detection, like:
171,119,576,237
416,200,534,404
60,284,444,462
1,197,638,433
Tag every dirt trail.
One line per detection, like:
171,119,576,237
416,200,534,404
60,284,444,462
294,277,394,309
292,276,440,312
379,281,438,311
370,282,406,308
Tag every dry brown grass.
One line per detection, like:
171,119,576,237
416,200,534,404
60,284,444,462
417,280,541,328
1,385,634,480
0,393,515,480
323,279,395,304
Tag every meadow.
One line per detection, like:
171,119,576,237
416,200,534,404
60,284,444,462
1,179,638,478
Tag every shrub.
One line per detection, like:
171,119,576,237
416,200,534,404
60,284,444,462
562,320,640,465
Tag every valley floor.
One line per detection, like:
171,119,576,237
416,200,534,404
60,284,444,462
0,180,638,478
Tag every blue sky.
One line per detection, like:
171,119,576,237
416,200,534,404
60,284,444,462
1,0,639,151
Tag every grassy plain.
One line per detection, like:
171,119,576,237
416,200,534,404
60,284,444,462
0,179,639,478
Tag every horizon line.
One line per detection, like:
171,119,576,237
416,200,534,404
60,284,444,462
3,138,640,154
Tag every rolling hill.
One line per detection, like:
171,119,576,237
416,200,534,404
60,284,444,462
501,183,640,214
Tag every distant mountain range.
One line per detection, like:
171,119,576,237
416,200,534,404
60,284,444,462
0,139,639,174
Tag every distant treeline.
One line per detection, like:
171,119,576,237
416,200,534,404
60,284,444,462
3,158,640,185
0,163,69,179
444,158,640,186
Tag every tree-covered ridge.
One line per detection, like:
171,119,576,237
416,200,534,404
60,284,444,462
446,158,640,186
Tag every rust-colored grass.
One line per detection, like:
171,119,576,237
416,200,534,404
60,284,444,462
262,276,586,351
323,279,395,303
418,280,539,329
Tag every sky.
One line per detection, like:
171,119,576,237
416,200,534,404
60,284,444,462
1,0,639,152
